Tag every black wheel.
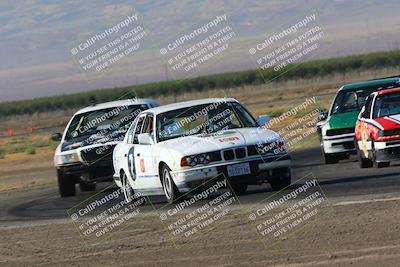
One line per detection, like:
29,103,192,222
376,161,390,168
373,153,390,168
79,181,96,192
323,152,339,164
270,174,291,191
230,184,248,195
371,140,390,168
57,170,76,197
357,148,372,168
161,165,181,204
121,172,135,203
321,144,339,164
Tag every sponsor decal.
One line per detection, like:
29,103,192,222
140,159,145,173
218,136,240,143
360,122,368,158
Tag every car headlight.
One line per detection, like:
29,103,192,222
54,153,80,165
181,153,212,167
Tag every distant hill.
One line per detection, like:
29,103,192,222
0,0,399,102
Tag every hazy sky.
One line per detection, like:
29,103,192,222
0,0,399,102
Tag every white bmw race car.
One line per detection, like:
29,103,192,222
52,98,158,197
113,98,292,203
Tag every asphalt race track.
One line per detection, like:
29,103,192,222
1,147,400,227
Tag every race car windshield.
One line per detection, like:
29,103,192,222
65,104,147,141
372,92,400,118
156,101,257,142
331,87,390,115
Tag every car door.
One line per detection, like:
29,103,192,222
124,114,146,183
357,95,374,158
133,113,162,193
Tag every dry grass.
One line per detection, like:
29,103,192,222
0,67,399,191
0,148,56,191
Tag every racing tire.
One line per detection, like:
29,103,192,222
323,152,339,164
321,145,339,164
79,181,96,192
161,165,181,204
121,172,135,203
230,184,248,195
371,141,390,168
375,161,390,168
357,149,372,168
57,170,76,197
373,154,390,168
270,175,291,191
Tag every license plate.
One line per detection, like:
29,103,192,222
227,163,251,177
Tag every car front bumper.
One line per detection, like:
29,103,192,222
56,160,114,182
374,141,400,162
322,133,355,155
171,154,291,192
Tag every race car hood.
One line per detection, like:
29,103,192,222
61,130,126,152
374,114,400,130
329,111,359,129
158,127,281,156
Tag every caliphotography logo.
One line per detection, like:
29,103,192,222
1,1,400,267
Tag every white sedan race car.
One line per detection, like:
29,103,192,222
113,98,292,203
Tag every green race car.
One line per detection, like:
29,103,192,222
318,77,400,164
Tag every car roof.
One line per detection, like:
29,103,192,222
376,87,400,95
147,98,238,115
75,98,157,114
340,77,400,91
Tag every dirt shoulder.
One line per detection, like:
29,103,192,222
1,199,399,267
0,148,56,191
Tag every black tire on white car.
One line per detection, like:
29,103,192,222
270,173,291,191
57,170,76,197
79,181,96,192
161,165,181,204
230,184,248,195
323,151,339,164
121,172,135,203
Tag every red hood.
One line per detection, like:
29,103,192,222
374,114,400,130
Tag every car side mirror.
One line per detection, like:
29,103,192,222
138,133,153,145
318,111,328,121
257,115,270,127
51,133,62,141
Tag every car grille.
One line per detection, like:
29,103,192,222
223,150,235,160
222,147,248,161
80,145,116,164
221,143,283,161
326,127,355,136
209,151,222,162
235,148,246,158
247,142,283,156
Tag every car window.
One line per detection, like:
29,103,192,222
361,96,373,119
156,101,257,142
142,114,154,140
132,115,146,144
126,116,139,144
331,83,399,115
65,104,147,142
372,92,400,118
